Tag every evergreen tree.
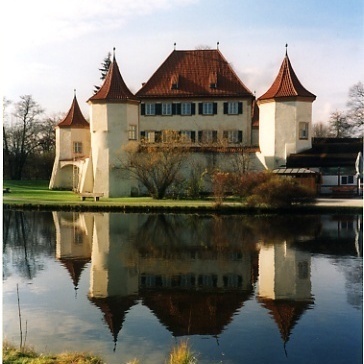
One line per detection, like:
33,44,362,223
94,52,112,93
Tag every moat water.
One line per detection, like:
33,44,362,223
3,211,363,363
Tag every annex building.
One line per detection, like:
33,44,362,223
49,46,324,197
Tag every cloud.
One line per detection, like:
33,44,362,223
2,0,198,50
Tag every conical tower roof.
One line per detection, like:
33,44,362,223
88,51,137,102
258,51,316,101
57,94,89,128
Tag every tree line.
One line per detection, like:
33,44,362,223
3,95,59,180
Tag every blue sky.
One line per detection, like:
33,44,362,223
1,0,363,123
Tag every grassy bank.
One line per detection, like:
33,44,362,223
3,341,197,364
3,341,104,364
3,180,362,214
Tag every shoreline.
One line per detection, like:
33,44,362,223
3,198,363,214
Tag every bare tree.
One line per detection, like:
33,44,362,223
328,110,352,138
313,121,331,137
347,81,364,135
3,95,44,179
120,131,190,199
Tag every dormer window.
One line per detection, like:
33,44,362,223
170,74,179,90
209,72,218,89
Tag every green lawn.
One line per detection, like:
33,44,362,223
2,180,217,209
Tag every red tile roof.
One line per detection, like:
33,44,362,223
88,56,138,102
57,95,89,128
258,52,316,101
136,49,254,99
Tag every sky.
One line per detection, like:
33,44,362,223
1,0,363,123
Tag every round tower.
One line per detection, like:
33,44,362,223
87,49,140,197
257,49,316,169
49,94,90,190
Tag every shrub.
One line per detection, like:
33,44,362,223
212,172,232,207
249,175,315,207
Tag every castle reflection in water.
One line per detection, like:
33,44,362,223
53,212,362,347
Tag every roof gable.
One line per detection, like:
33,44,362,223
136,49,254,98
57,95,89,129
258,52,316,101
88,55,137,102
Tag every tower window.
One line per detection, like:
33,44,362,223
128,125,137,140
73,142,82,154
299,122,309,140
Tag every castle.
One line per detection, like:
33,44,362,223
49,47,316,197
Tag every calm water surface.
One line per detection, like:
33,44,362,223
3,211,363,364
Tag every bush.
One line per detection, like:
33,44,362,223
249,175,315,207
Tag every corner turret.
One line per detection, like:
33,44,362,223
257,48,316,169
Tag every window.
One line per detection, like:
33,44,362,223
341,175,354,185
73,142,82,154
162,130,179,143
181,102,192,115
162,103,172,115
223,130,242,143
223,102,243,114
180,130,196,143
228,102,238,114
128,125,137,140
199,130,217,143
145,131,155,143
145,103,156,115
299,122,309,139
199,102,217,115
202,102,213,115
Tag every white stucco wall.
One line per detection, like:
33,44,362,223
258,99,313,169
258,101,276,168
90,102,140,197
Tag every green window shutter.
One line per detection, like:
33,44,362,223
198,103,203,114
238,102,243,114
141,104,145,115
213,130,218,142
238,130,243,142
223,102,228,114
140,131,145,139
198,131,203,142
155,104,162,115
191,131,196,142
213,103,218,114
191,103,196,115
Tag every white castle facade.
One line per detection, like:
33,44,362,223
49,47,316,197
